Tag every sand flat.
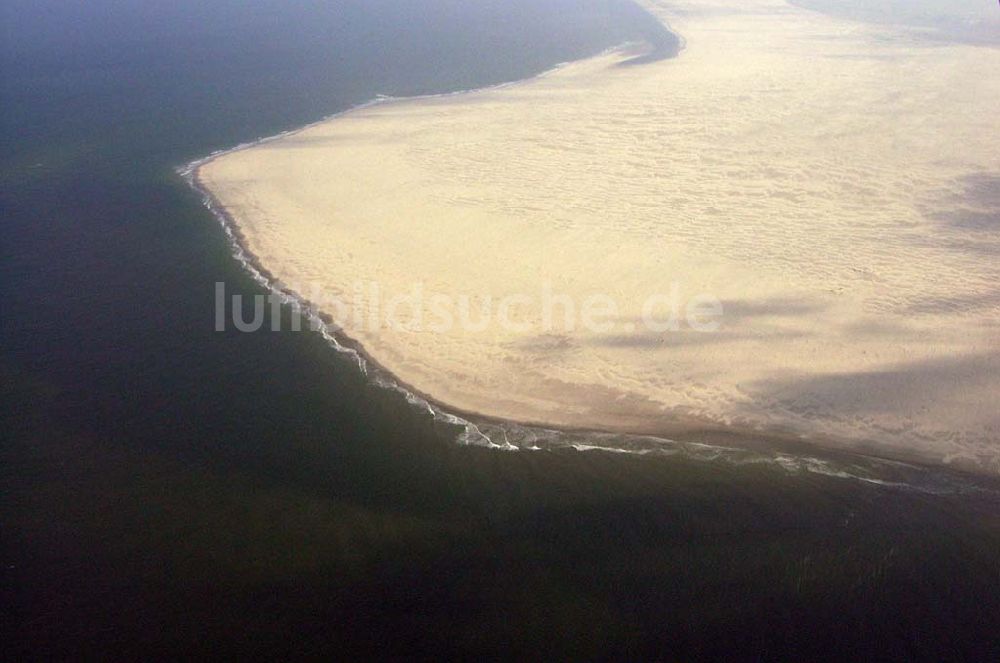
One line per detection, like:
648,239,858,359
198,0,1000,473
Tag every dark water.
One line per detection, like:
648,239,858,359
2,0,998,659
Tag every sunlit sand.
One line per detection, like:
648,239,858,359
198,0,1000,473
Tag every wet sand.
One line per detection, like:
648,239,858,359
197,0,1000,474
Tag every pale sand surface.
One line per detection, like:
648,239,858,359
199,0,1000,472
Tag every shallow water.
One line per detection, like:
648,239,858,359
791,0,1000,44
2,0,999,658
